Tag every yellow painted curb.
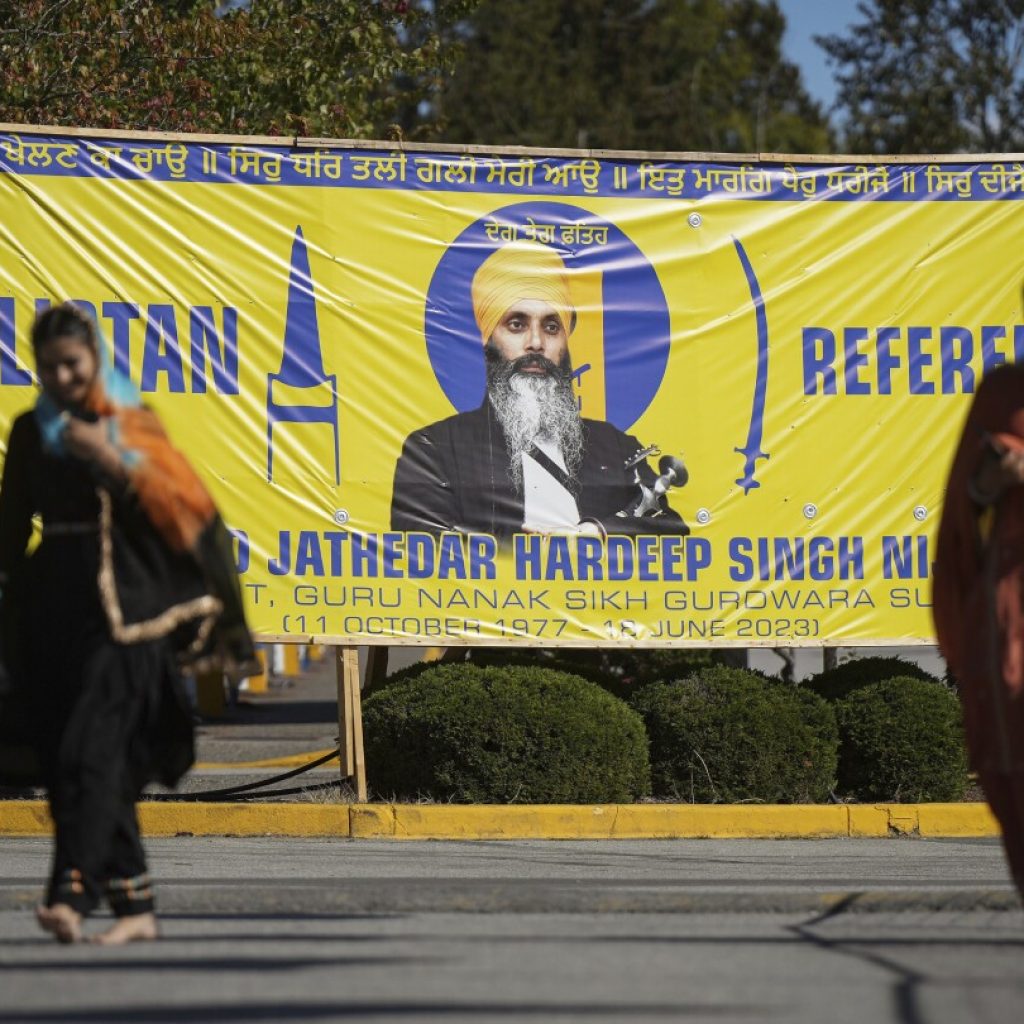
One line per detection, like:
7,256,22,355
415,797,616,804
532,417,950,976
918,802,1000,837
0,802,51,836
137,803,346,837
848,805,891,837
0,802,344,837
0,801,1004,839
610,805,851,840
351,804,861,840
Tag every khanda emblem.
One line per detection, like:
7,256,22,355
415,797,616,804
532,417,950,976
266,226,340,484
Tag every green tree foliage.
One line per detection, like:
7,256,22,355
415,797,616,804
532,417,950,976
435,0,830,152
818,0,1024,153
0,0,475,137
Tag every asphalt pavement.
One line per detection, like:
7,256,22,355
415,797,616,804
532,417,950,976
0,835,1021,914
0,836,1022,1023
6,645,1015,1024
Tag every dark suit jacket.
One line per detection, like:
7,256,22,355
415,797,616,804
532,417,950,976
390,401,688,542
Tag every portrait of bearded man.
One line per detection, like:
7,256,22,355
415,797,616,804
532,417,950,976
390,241,688,542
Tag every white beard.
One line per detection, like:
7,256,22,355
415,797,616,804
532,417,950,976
488,365,584,494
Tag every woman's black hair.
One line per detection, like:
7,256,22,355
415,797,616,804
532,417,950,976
31,302,97,353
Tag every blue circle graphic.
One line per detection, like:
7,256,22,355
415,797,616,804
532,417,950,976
423,202,670,431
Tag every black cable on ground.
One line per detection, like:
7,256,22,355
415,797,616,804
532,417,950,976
145,747,342,803
149,779,345,803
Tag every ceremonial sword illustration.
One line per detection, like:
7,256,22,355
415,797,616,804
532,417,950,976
732,235,770,494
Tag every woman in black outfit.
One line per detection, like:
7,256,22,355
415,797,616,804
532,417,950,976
0,303,255,944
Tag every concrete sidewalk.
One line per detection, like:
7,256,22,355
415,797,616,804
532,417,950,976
189,653,347,783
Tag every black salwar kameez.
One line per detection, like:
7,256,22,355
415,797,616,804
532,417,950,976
0,412,193,918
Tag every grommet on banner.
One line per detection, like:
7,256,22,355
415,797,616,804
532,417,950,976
803,503,818,519
696,508,711,524
913,505,927,521
688,212,702,228
333,509,349,525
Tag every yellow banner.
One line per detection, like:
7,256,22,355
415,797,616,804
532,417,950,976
1,129,1013,646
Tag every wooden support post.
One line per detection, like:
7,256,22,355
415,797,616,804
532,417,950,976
335,646,367,802
350,651,367,803
335,647,354,781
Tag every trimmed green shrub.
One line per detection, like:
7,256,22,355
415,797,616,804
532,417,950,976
614,648,720,680
465,646,744,695
605,649,729,697
362,663,651,803
630,666,839,803
466,647,614,688
453,647,750,704
806,656,939,703
362,655,464,699
833,676,968,802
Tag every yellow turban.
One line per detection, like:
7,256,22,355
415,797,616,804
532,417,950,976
471,241,575,343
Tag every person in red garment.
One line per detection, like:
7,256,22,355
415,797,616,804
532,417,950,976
934,362,1024,898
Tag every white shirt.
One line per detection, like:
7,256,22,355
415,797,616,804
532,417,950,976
520,437,579,532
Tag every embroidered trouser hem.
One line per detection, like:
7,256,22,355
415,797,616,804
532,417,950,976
46,770,152,917
104,874,155,917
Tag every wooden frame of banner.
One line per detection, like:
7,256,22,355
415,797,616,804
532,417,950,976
0,119,1002,168
335,646,367,801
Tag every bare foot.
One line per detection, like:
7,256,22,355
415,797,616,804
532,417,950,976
91,912,159,946
35,904,82,944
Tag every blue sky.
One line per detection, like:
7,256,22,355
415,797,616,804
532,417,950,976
776,0,861,110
